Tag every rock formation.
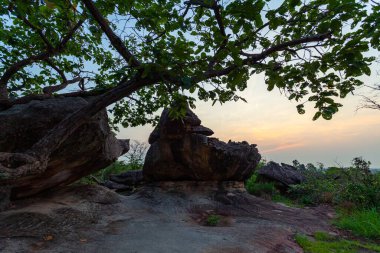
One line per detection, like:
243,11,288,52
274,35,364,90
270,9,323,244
0,97,129,200
143,108,261,181
0,183,335,253
257,161,306,191
103,170,144,191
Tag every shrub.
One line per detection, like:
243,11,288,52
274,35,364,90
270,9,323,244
123,140,148,171
289,175,335,206
245,173,257,194
334,165,380,210
335,209,380,239
246,159,277,197
78,140,148,184
78,160,135,184
289,157,380,209
247,181,276,197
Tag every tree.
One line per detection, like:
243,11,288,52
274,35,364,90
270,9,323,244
0,0,378,181
359,0,380,110
359,83,380,110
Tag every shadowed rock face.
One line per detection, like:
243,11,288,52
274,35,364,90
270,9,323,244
103,170,144,191
143,108,261,181
0,97,129,199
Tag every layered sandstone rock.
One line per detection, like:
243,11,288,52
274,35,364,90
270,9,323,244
0,97,129,200
143,108,261,181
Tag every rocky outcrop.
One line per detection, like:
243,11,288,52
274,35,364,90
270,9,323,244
103,170,144,191
143,108,261,181
0,97,129,199
257,162,306,191
0,184,336,253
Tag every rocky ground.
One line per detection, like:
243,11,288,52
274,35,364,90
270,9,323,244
0,183,337,253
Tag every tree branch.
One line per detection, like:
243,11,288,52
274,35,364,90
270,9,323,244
15,14,54,50
358,95,380,110
0,19,85,100
0,86,110,110
81,0,141,67
195,33,332,83
0,73,156,180
42,59,82,94
244,32,332,60
43,77,82,95
212,2,226,37
28,73,157,161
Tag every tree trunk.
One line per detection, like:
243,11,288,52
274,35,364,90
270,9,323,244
0,85,8,101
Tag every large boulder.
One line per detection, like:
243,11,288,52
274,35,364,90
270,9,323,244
103,170,144,191
257,161,306,191
143,108,261,181
0,97,129,200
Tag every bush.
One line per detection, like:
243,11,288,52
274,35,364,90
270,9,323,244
335,209,380,239
289,157,380,209
245,172,257,194
335,168,380,210
78,140,148,184
247,182,276,197
78,160,135,184
289,176,335,205
245,161,276,198
123,140,148,171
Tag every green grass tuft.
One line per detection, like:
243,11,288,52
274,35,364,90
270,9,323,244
313,231,335,241
295,232,380,253
271,194,303,208
206,214,221,226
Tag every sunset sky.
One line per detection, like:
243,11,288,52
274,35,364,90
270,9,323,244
114,0,380,168
117,70,380,168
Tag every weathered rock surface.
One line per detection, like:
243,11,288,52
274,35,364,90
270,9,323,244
0,183,337,253
103,170,144,191
0,97,129,199
143,108,261,181
257,162,306,191
0,187,10,211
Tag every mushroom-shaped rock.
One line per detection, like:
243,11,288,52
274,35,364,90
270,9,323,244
143,108,261,181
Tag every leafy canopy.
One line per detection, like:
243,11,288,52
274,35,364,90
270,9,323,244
0,0,378,126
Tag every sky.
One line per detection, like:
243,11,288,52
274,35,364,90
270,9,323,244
2,1,379,168
111,0,380,168
117,71,380,168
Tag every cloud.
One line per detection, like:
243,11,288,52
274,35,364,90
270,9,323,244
261,142,306,154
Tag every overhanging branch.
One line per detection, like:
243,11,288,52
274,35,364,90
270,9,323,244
0,19,85,100
43,59,82,94
82,0,141,67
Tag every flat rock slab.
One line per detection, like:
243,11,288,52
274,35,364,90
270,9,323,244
0,183,337,253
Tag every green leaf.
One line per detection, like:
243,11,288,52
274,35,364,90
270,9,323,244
296,104,306,114
312,112,322,121
181,76,192,89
